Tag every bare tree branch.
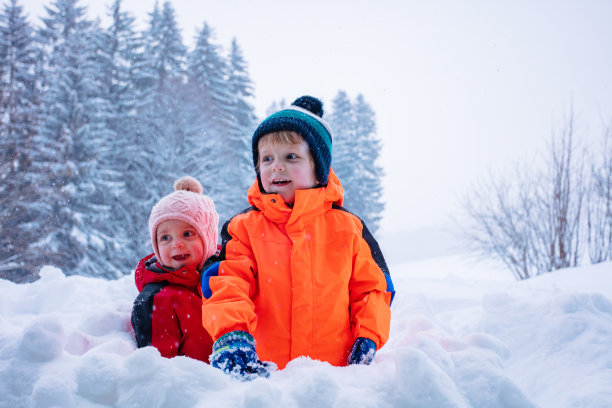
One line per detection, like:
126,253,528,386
457,110,590,280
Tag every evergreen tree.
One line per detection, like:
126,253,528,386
353,94,384,233
186,25,249,222
138,0,188,199
186,23,228,128
223,38,256,215
265,98,287,116
105,0,142,131
27,0,118,277
120,0,192,265
185,21,229,186
329,91,384,234
228,39,257,136
0,0,37,151
328,90,355,199
100,0,152,266
0,0,39,281
146,1,186,92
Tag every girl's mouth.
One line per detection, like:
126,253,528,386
172,254,189,261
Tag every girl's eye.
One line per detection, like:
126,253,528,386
183,230,196,238
159,234,171,242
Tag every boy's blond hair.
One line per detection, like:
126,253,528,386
256,131,310,172
258,130,304,147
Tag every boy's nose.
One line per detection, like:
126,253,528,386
272,160,284,171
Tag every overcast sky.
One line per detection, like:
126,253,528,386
17,0,612,235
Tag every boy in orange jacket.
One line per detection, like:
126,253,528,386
201,96,394,379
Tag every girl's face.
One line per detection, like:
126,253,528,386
156,219,205,270
258,136,318,204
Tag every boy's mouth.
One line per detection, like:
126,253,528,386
172,254,190,261
273,179,290,186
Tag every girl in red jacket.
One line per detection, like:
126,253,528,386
201,96,394,379
131,176,219,362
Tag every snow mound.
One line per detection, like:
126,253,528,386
1,258,611,407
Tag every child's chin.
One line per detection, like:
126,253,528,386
279,194,294,204
169,260,191,269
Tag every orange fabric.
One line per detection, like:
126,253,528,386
202,169,391,369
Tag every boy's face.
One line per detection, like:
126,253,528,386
156,219,205,270
258,136,318,204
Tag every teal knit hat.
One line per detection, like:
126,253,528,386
252,96,333,186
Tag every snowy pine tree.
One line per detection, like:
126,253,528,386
80,0,155,275
186,25,250,223
98,0,156,266
329,91,384,234
185,21,230,187
221,38,256,218
27,0,120,277
328,90,355,195
0,0,37,154
0,0,40,281
353,94,384,233
136,0,189,218
228,39,257,135
264,99,287,116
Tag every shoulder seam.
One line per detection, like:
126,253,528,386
331,203,390,276
218,206,259,260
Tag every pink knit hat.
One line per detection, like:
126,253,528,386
148,176,219,265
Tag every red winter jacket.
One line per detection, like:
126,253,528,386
131,254,213,362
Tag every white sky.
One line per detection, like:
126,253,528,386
17,0,612,235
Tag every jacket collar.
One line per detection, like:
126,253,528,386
247,168,344,225
135,254,201,292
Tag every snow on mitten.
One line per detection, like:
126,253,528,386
210,331,270,380
348,337,377,365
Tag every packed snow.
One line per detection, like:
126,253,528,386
1,255,611,408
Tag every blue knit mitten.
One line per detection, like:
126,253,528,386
348,337,377,365
210,331,270,380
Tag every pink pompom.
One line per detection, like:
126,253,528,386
173,176,203,194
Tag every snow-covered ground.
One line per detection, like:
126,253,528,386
1,255,611,408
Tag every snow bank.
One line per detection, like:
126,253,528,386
1,258,610,407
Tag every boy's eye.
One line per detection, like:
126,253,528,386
286,153,298,160
261,155,272,162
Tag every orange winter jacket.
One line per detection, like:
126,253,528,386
201,169,394,369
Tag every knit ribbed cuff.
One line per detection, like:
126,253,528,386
213,330,255,351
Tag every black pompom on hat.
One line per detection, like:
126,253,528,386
252,95,333,186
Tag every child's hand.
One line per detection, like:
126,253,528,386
210,331,270,381
348,337,377,365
